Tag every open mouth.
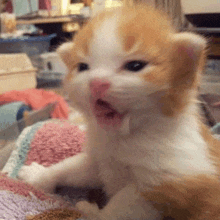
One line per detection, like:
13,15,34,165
91,98,124,129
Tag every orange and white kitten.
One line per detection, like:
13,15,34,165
19,5,219,220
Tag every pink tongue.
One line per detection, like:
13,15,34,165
93,101,123,129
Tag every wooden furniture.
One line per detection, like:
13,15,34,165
16,16,78,25
16,15,86,48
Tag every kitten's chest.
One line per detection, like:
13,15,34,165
98,157,131,197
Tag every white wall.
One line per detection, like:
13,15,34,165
181,0,220,14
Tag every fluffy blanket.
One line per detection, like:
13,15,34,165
0,173,82,219
1,118,87,219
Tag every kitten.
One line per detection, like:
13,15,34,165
18,5,220,220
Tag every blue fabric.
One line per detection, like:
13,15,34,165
11,122,45,178
0,34,57,43
0,102,24,130
16,105,31,121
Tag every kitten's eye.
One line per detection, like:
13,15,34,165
78,63,89,72
124,61,148,72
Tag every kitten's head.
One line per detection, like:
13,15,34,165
58,5,206,131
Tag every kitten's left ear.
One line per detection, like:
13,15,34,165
172,32,207,67
174,32,207,54
171,32,207,89
162,33,207,116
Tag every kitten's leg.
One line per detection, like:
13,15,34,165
18,153,101,193
76,184,161,220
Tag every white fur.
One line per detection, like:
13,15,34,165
91,15,122,60
18,14,216,220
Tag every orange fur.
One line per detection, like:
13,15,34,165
161,37,207,117
140,42,220,219
118,5,174,87
59,6,220,219
143,174,220,220
71,5,207,117
61,9,117,83
115,6,220,220
74,9,116,57
118,5,174,55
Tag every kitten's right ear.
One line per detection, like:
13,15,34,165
57,42,74,70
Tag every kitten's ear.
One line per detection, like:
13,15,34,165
57,42,75,70
162,33,207,116
173,32,207,59
171,32,207,87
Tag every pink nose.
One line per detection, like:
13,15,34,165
90,79,111,98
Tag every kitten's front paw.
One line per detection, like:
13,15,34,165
18,162,55,193
76,201,101,220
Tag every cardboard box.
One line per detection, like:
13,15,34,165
0,53,37,94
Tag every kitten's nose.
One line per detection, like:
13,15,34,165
89,79,111,98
